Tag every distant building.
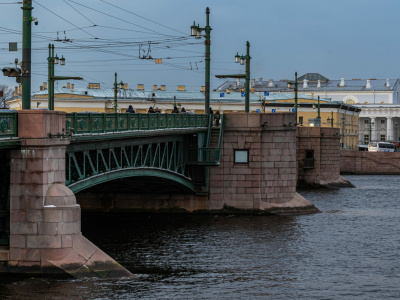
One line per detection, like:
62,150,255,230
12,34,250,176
217,73,400,143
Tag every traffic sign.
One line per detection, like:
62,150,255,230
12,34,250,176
272,109,276,113
256,109,260,113
292,108,295,112
241,92,245,97
220,93,225,97
264,91,269,96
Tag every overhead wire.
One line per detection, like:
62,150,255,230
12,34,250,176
35,0,99,39
66,0,181,38
98,0,187,35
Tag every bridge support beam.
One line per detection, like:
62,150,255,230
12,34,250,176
1,110,132,278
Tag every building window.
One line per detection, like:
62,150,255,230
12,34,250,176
364,134,369,142
380,134,386,141
381,120,385,124
299,116,303,125
364,119,369,124
234,150,249,164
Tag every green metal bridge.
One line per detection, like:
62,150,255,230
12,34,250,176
0,111,224,246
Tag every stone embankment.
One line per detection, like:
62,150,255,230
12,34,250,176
341,151,400,174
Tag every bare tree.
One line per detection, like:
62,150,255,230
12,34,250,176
0,84,14,108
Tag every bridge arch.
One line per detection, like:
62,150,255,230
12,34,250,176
68,167,195,194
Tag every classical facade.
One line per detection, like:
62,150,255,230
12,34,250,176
216,73,400,143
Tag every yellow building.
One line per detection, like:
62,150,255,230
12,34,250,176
263,99,361,150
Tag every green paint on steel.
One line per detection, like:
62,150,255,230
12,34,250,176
68,168,195,194
66,113,208,136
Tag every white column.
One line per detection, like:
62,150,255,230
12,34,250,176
387,117,392,141
370,117,376,141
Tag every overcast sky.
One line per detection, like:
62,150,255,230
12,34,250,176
1,0,399,92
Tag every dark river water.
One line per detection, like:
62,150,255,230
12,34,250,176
1,175,400,299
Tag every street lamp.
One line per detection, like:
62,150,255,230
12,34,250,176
215,42,251,113
327,111,334,128
234,42,251,113
113,73,126,112
287,72,299,125
190,7,212,114
48,44,82,110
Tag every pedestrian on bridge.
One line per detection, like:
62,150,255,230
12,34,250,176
214,110,221,127
126,105,135,113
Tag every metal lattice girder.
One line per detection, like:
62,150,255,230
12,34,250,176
66,135,190,188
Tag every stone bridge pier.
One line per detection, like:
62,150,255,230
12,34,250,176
4,110,132,278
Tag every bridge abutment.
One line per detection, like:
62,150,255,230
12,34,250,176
3,110,132,278
208,113,318,215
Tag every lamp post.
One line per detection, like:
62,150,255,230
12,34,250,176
22,0,33,109
287,72,299,125
327,111,334,128
113,73,126,112
48,43,81,110
341,116,346,149
234,41,251,113
190,7,212,114
215,42,251,113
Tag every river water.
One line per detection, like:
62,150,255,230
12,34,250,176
1,175,400,299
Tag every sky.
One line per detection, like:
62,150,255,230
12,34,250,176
0,0,400,93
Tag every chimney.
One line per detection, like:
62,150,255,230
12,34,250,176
303,79,308,89
153,85,157,90
14,87,18,97
250,78,255,88
40,86,43,91
258,77,263,84
268,79,274,87
234,78,240,89
177,85,186,91
340,78,345,87
160,85,166,91
71,84,74,92
66,82,70,89
88,83,100,89
137,84,144,90
366,79,371,89
386,79,390,87
43,82,47,90
317,80,321,88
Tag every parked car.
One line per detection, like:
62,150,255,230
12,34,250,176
368,142,395,152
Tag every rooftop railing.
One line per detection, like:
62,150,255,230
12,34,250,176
66,113,208,134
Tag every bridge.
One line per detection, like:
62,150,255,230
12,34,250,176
0,109,318,278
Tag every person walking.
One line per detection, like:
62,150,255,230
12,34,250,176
148,107,156,113
214,110,221,127
126,105,135,113
172,106,180,114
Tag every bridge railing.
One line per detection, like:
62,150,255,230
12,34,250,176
0,111,18,138
66,113,208,134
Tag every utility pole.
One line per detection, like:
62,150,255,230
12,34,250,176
114,72,117,112
204,7,211,115
244,41,250,113
190,7,212,114
22,0,32,109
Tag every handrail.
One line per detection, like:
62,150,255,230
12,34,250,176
0,111,18,138
205,114,213,147
66,113,208,135
217,114,224,150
